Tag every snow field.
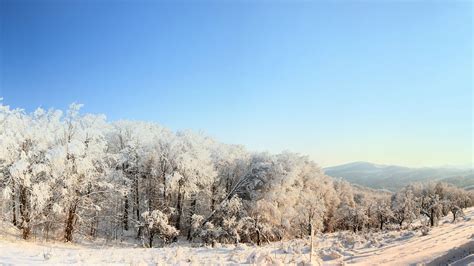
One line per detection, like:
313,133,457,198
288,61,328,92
0,207,472,265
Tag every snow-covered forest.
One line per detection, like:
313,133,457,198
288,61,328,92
1,102,473,249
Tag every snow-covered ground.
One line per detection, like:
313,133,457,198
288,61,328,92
1,208,473,265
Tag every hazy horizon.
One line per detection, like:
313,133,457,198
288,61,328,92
1,1,472,167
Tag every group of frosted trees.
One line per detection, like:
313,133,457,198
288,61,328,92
332,182,473,233
0,103,473,246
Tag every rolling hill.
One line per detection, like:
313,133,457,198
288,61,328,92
324,161,474,191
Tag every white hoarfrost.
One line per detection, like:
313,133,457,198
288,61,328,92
0,207,472,265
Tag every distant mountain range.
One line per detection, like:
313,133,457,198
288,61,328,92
324,161,474,191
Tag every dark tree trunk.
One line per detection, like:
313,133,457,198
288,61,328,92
255,219,261,246
135,177,140,220
211,184,216,212
134,175,142,239
176,181,183,230
123,196,129,231
162,173,167,204
64,204,77,242
148,229,154,248
12,187,17,226
430,208,435,227
19,185,30,239
187,197,197,240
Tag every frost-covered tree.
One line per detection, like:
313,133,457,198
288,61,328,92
109,121,173,238
391,186,418,228
46,104,117,242
334,205,368,232
170,131,216,233
373,200,393,230
407,182,474,227
291,158,331,236
417,183,444,227
142,210,178,247
435,183,470,222
334,180,356,208
0,105,63,239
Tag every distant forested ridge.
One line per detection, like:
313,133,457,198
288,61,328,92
324,161,473,191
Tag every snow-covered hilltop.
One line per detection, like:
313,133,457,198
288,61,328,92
1,103,473,265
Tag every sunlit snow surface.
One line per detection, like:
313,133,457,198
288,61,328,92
0,208,473,265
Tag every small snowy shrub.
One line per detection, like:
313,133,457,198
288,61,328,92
193,220,223,245
246,251,277,264
43,249,53,261
142,210,178,245
421,225,430,236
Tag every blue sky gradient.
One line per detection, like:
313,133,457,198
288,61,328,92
0,1,472,167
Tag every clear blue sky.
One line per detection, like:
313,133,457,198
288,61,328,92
0,1,472,167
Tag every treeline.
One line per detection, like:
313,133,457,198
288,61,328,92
334,182,472,233
0,103,472,247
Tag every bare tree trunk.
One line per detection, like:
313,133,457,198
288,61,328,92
19,185,30,239
12,190,17,226
187,197,197,240
123,196,129,231
134,175,142,239
211,184,216,212
148,229,154,248
162,173,167,204
64,203,77,242
430,209,435,227
256,219,261,246
176,181,183,231
10,178,18,227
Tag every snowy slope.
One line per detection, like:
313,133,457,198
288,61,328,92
347,207,474,265
0,208,473,265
